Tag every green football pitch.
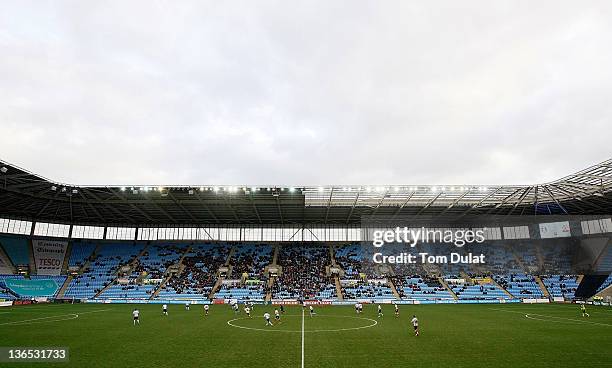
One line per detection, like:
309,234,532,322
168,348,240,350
1,303,611,367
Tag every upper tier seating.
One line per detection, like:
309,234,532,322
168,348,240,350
0,235,30,266
68,241,97,268
98,243,186,299
64,242,145,299
158,243,230,299
273,245,332,300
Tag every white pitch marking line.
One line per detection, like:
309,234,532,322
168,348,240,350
226,315,378,333
524,313,612,327
0,308,111,326
0,314,79,326
301,308,305,368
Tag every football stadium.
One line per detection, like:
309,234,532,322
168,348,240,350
2,1,612,367
0,159,611,367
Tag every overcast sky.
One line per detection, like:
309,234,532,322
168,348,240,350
1,1,611,186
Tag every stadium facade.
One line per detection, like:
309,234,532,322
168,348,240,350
0,159,611,306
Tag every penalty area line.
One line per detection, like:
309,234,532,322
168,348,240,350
524,313,612,327
0,308,111,326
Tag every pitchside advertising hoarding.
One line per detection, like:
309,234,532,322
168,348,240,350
4,279,59,297
32,239,68,276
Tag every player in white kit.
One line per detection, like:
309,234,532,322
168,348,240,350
411,315,419,336
309,305,315,317
132,308,140,326
264,312,273,326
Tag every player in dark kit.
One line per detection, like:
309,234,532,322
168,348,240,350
581,303,590,317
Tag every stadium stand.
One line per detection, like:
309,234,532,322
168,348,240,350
157,243,230,299
596,246,612,272
446,277,514,301
341,280,395,301
214,282,266,301
540,244,574,274
494,274,544,298
0,235,30,266
334,244,394,300
0,275,19,300
393,276,454,301
0,287,14,299
272,245,335,300
596,274,612,293
213,244,272,301
68,241,97,269
541,275,579,300
0,235,608,303
229,244,273,279
98,243,186,299
64,242,145,299
334,244,364,279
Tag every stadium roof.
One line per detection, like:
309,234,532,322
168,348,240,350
0,158,611,226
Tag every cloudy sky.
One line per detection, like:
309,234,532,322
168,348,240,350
1,1,611,186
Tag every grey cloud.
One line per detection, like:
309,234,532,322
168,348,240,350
0,1,611,186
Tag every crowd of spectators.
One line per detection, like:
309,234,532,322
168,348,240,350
272,246,331,299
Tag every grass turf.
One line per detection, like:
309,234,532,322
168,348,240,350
0,303,611,367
